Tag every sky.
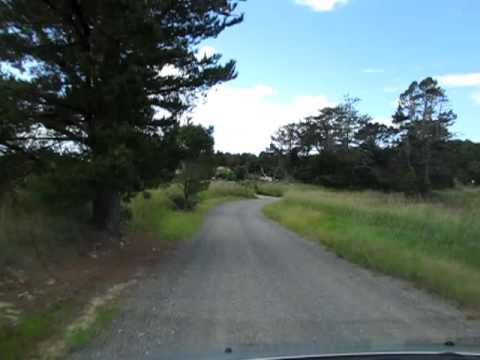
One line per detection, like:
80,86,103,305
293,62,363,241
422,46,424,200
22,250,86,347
191,0,480,154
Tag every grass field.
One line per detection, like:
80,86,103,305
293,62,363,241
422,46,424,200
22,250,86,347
263,186,480,310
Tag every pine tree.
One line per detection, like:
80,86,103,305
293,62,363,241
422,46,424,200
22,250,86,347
0,0,243,235
393,77,456,195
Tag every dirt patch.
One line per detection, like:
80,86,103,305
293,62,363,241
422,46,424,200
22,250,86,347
0,233,171,359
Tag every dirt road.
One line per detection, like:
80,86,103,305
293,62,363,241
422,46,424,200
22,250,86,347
72,198,480,359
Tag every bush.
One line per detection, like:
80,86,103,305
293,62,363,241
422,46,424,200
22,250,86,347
165,185,198,210
215,167,236,181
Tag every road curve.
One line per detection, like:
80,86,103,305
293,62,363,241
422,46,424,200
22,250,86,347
72,198,480,360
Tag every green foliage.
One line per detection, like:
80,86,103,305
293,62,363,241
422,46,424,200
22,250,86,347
0,0,243,232
173,124,215,210
393,77,456,195
257,78,470,194
215,166,236,180
264,187,480,309
165,185,195,211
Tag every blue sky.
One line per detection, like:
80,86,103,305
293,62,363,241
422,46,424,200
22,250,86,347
193,0,480,153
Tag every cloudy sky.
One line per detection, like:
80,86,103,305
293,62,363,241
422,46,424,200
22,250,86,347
190,0,480,154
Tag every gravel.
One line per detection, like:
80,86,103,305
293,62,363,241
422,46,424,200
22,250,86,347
71,198,480,360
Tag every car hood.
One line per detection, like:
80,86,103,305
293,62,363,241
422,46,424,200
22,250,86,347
162,339,480,360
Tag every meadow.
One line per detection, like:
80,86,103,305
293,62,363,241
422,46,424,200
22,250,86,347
263,186,480,310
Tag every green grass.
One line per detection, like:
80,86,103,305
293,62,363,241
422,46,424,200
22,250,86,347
263,187,480,310
129,181,255,241
66,304,119,351
255,182,289,197
255,182,317,197
207,180,256,199
0,302,75,360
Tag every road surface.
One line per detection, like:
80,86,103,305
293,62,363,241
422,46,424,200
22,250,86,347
72,198,480,360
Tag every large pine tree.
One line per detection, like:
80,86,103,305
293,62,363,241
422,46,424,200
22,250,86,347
393,77,456,195
0,0,243,235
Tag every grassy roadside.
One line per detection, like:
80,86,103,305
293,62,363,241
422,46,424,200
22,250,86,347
0,302,77,360
263,187,480,311
254,182,317,197
129,181,255,241
65,303,119,352
0,181,255,359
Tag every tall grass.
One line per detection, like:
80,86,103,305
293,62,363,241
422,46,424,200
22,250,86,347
207,181,256,199
0,195,91,269
264,187,480,309
129,181,255,241
255,182,318,197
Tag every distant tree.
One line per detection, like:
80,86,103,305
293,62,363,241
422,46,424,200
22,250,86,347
233,165,248,181
356,122,395,152
269,123,301,155
301,97,370,154
269,123,301,179
335,96,371,151
0,0,243,235
173,124,214,210
393,77,456,195
303,107,337,153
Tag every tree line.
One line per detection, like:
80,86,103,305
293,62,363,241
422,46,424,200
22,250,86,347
214,78,480,195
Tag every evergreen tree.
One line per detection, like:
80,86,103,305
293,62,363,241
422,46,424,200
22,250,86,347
393,77,456,195
0,0,243,235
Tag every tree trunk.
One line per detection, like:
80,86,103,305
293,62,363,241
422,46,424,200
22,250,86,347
92,188,121,237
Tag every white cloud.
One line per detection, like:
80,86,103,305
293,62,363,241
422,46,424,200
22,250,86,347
196,45,216,60
363,68,385,74
472,91,480,105
372,117,393,126
190,84,333,154
158,64,181,77
295,0,349,12
436,72,480,87
158,46,217,78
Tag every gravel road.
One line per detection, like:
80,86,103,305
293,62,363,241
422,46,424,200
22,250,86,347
72,198,480,360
